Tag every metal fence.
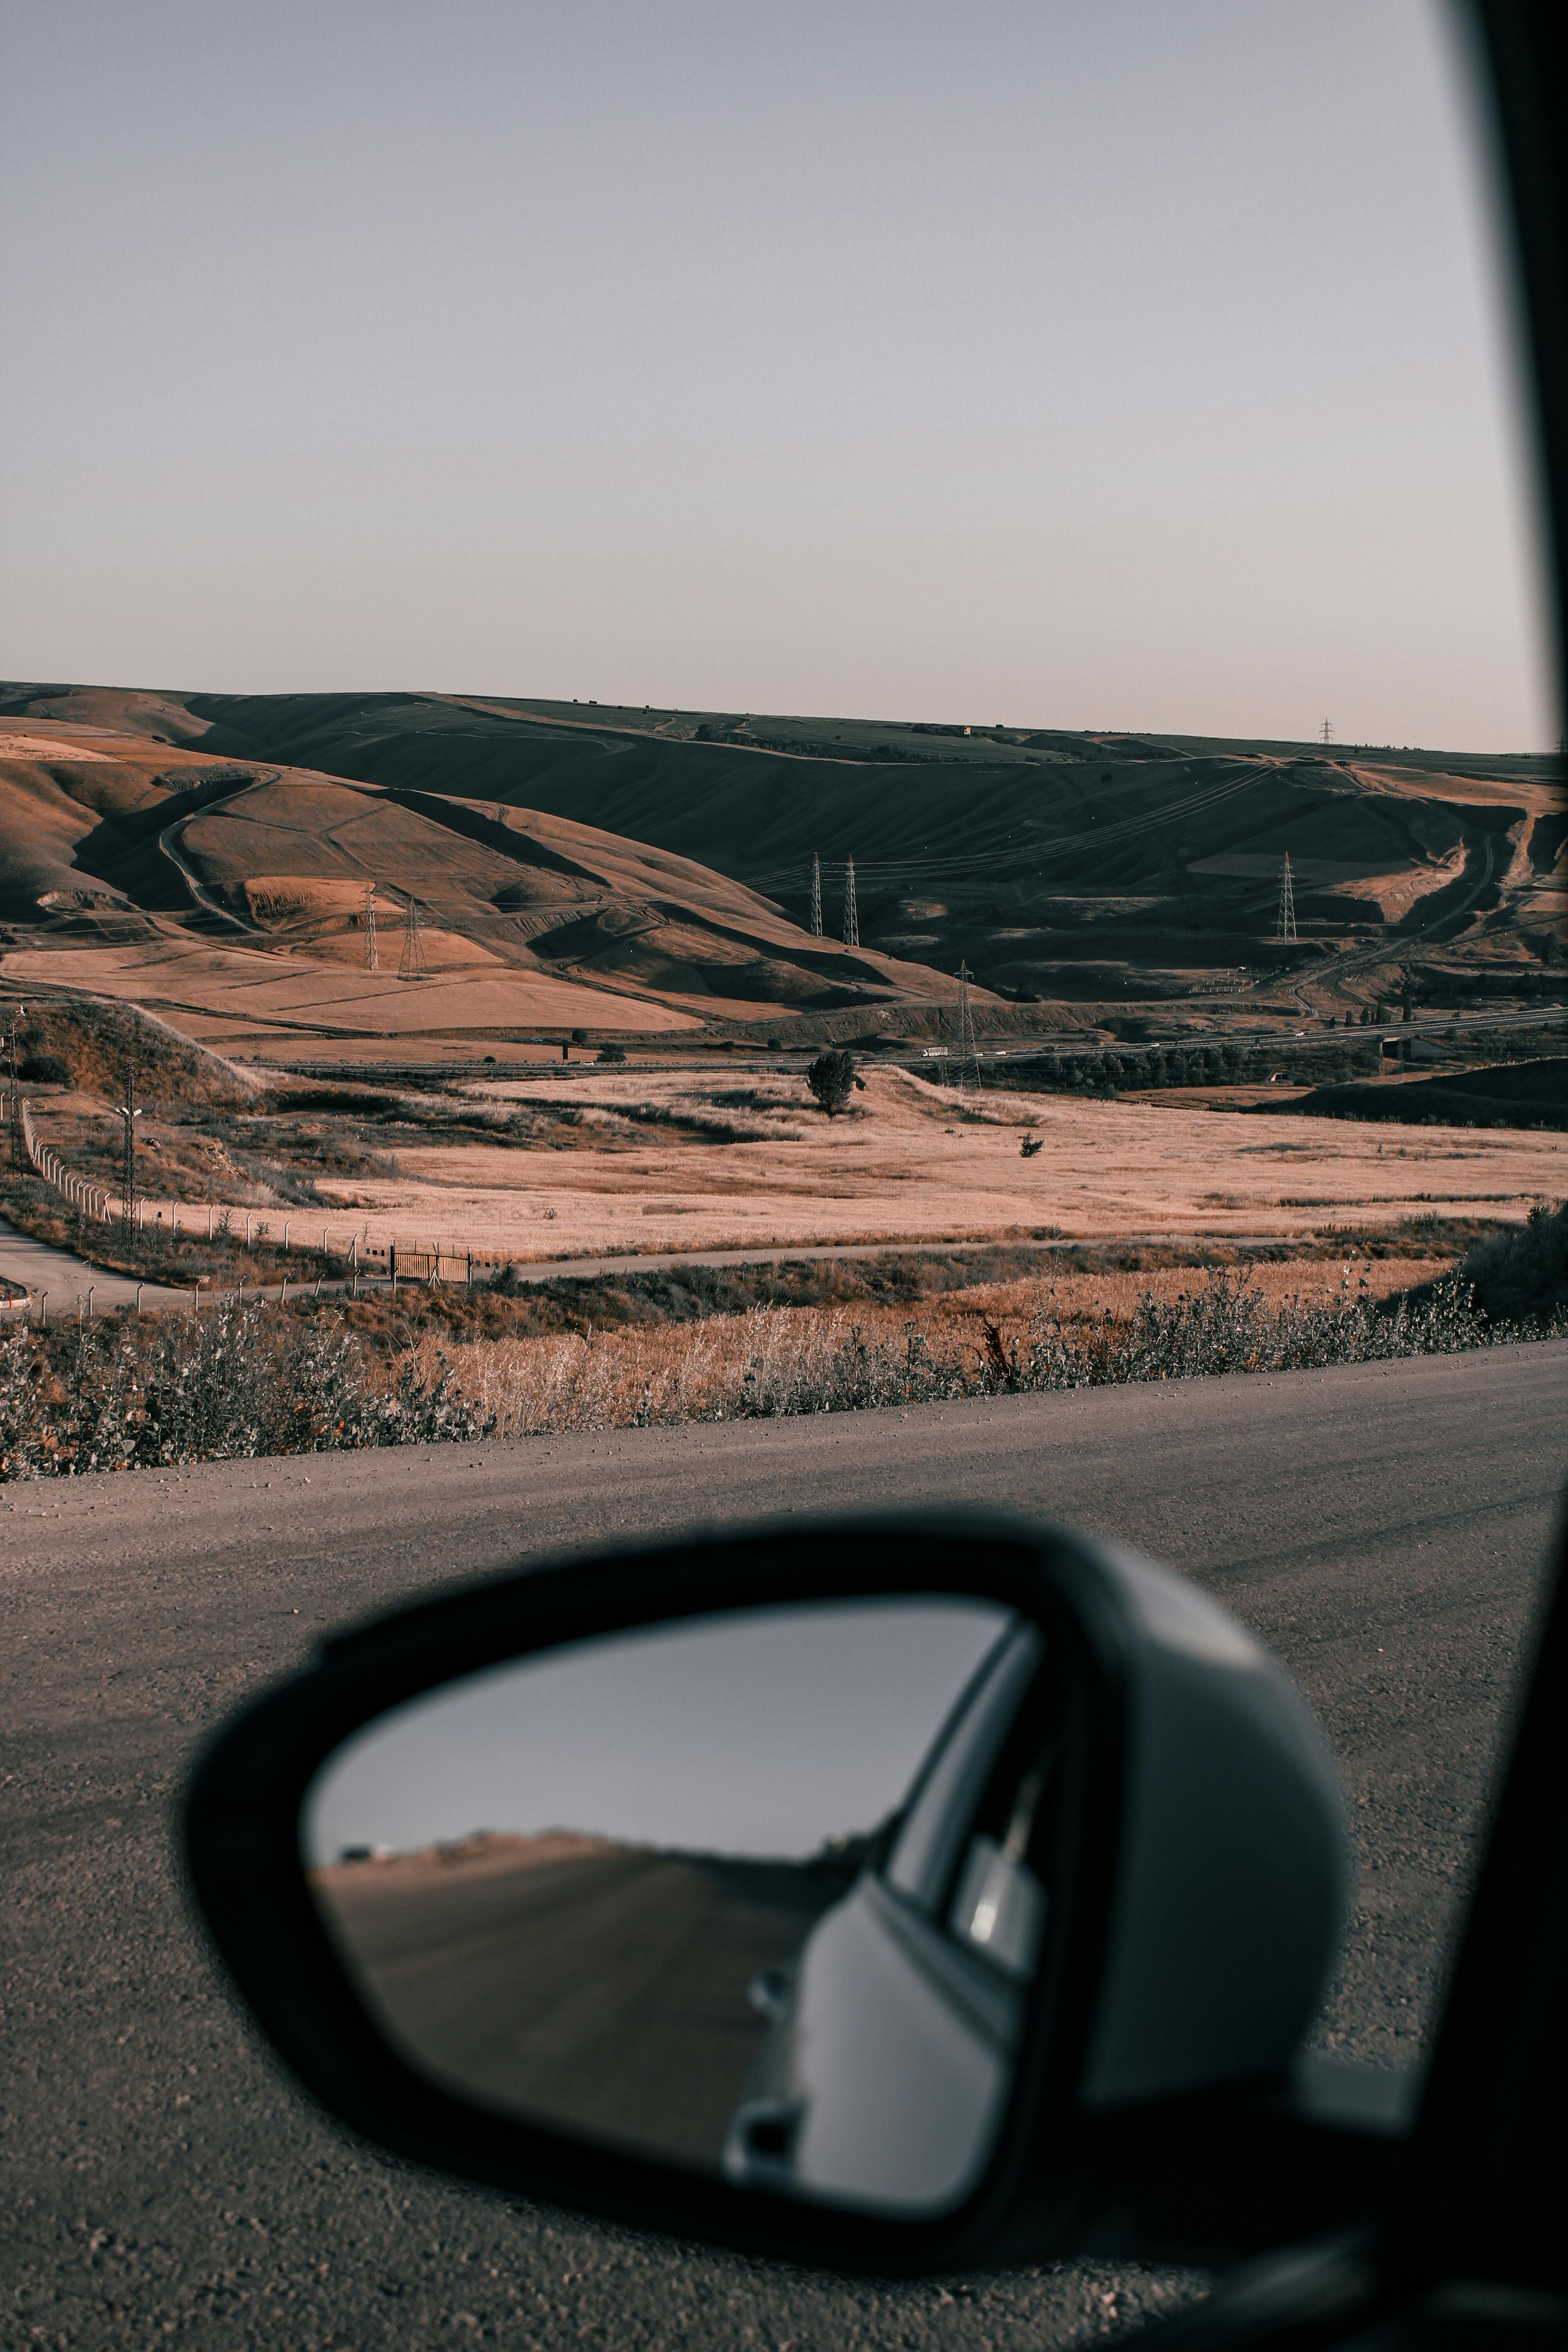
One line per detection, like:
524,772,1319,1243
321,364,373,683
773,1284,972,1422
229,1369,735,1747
4,1095,529,1291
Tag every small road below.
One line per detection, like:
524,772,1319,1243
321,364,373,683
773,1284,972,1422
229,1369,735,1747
0,1214,190,1318
4,1345,1564,2348
0,1220,1314,1322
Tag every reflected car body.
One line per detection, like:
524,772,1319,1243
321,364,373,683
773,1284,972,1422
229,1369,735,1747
724,1620,1049,2211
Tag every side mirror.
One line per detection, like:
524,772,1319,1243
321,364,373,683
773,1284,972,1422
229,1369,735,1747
184,1518,1359,2273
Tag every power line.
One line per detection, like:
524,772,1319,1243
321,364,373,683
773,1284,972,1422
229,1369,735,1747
809,852,822,936
1276,852,1298,943
842,855,858,948
954,959,983,1091
398,894,430,981
363,881,378,971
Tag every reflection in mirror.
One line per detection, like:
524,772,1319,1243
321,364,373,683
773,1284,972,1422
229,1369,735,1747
304,1596,1063,2216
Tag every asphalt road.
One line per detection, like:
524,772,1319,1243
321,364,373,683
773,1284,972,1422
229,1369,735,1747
0,1215,191,1317
4,1343,1564,2349
321,1849,829,2171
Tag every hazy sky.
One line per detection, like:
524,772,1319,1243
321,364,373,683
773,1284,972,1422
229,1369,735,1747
305,1598,1010,1864
1,1,1555,748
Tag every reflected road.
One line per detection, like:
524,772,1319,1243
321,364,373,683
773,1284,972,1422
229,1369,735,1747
317,1846,832,2167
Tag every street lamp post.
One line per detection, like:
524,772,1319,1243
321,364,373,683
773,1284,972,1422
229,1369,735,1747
116,1066,143,1241
2,1002,25,1172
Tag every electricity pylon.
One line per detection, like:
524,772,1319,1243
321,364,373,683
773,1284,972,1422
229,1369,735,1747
809,853,822,936
955,960,983,1091
842,856,859,948
1276,853,1298,943
398,893,430,981
1319,719,1334,746
363,882,378,971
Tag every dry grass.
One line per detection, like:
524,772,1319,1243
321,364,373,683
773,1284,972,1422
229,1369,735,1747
16,1062,1563,1275
1,936,691,1047
305,1066,1565,1256
418,1255,1454,1437
7,1223,1559,1475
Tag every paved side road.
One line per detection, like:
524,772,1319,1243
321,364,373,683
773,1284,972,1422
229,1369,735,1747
3,1345,1564,2350
0,1218,1309,1322
0,1216,190,1317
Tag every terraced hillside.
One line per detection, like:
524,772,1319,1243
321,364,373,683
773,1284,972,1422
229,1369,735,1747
2,681,1562,1053
126,686,1568,1003
0,698,995,1054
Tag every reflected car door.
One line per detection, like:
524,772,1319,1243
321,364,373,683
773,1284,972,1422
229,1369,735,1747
724,1619,1055,2211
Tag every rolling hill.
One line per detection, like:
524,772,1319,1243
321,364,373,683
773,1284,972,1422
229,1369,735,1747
0,694,991,1056
2,681,1561,1058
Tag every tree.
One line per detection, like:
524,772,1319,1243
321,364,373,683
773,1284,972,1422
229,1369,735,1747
806,1048,857,1116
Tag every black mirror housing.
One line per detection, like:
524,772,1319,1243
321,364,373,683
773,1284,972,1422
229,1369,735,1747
185,1515,1356,2275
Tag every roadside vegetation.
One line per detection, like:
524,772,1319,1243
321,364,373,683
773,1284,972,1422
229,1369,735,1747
4,1209,1562,1479
1452,1198,1568,1323
0,1303,485,1478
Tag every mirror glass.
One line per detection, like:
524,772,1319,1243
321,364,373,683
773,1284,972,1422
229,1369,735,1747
303,1595,1064,2217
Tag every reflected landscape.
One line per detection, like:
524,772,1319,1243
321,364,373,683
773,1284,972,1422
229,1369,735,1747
313,1830,863,2168
306,1596,1058,2214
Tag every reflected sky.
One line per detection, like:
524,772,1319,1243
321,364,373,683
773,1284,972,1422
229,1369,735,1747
305,1598,1011,1867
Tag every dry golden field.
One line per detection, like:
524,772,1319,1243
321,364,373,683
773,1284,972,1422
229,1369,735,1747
29,1062,1559,1268
301,1066,1561,1258
0,936,694,1047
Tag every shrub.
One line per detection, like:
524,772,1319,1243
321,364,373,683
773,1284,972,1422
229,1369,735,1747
596,1044,628,1063
1456,1200,1568,1324
0,1302,491,1480
4,1251,1563,1478
451,1266,1561,1437
19,1053,70,1084
806,1049,857,1117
